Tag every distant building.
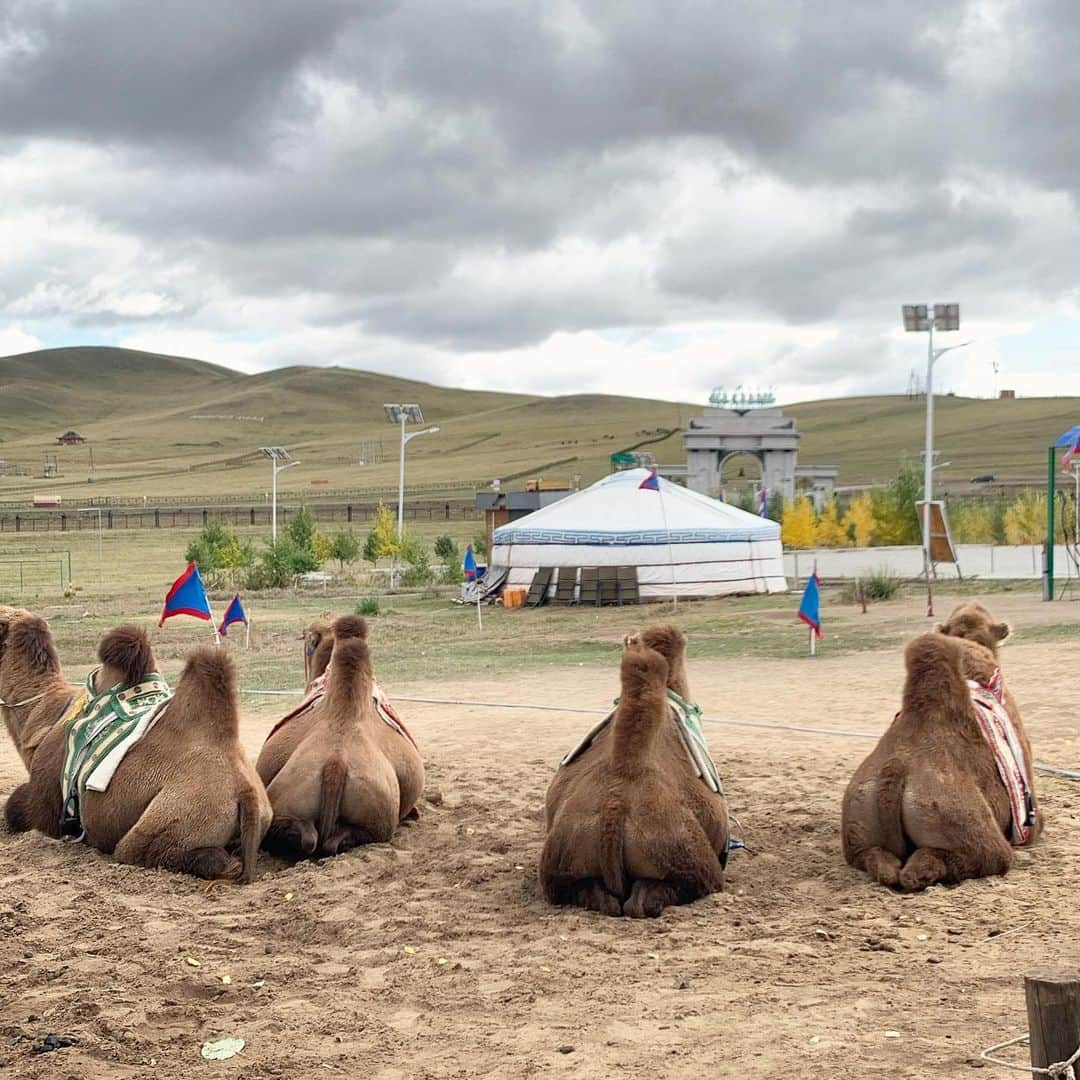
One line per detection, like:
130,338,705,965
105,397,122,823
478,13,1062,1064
475,483,573,553
56,430,86,445
999,389,1016,399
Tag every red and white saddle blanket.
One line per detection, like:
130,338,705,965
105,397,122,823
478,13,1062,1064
265,673,418,751
967,666,1036,846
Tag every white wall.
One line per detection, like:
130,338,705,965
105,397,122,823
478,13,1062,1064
784,544,1072,581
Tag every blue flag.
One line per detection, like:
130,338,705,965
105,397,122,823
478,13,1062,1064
798,572,823,638
463,544,477,581
639,469,660,491
159,562,213,626
218,593,248,636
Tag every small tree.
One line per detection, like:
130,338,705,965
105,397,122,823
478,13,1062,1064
399,534,433,586
329,528,361,570
434,535,457,559
843,492,876,547
766,490,785,523
312,528,333,566
781,497,817,549
1004,491,1045,544
287,506,318,554
364,504,400,564
814,499,851,547
245,537,317,590
184,518,253,588
472,533,488,558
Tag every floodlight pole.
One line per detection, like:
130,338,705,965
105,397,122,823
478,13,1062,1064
270,457,299,542
920,333,969,597
397,411,407,539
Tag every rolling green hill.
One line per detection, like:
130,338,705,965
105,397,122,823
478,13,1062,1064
0,346,1075,503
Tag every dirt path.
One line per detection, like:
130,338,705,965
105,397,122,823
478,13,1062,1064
1,602,1079,1077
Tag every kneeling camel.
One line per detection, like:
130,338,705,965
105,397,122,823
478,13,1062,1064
257,616,424,857
842,629,1039,891
2,611,270,882
540,625,729,918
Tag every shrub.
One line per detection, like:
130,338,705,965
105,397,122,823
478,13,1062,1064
356,597,380,617
434,535,457,559
472,534,488,558
1004,492,1045,544
245,537,317,590
184,519,253,588
286,506,318,553
399,535,433,587
864,566,902,600
329,528,361,570
871,461,922,545
843,492,876,547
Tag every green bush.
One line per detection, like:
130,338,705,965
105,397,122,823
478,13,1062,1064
434,535,457,559
865,567,903,600
399,535,434,587
244,537,318,590
356,597,380,617
472,534,488,558
286,506,318,554
329,528,361,569
184,519,253,588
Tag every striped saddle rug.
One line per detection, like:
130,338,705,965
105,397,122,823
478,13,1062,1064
968,666,1036,846
560,688,725,796
60,669,173,836
265,672,418,751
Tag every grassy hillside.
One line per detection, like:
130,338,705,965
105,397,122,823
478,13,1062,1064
0,347,1075,503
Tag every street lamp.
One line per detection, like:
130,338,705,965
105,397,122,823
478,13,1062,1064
383,404,440,538
77,507,103,588
259,447,299,542
901,303,970,585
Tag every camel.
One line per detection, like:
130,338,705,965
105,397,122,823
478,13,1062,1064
540,625,729,918
302,613,335,689
842,630,1039,891
256,615,424,857
1,611,271,882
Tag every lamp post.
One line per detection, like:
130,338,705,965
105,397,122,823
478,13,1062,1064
259,448,299,542
77,507,104,588
383,404,440,538
901,304,970,593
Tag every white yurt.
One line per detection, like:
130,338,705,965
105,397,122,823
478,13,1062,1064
490,468,787,602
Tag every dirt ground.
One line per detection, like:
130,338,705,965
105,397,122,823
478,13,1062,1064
2,593,1079,1078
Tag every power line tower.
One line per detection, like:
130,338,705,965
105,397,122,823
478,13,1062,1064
906,369,924,399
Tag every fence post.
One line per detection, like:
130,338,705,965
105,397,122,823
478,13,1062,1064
347,504,353,523
155,509,160,528
1025,971,1080,1074
14,514,20,533
107,510,113,529
251,507,256,526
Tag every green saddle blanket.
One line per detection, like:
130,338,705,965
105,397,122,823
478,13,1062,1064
560,689,725,796
59,668,173,836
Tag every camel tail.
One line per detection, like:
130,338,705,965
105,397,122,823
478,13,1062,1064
317,757,347,851
599,792,626,898
875,763,907,858
237,786,263,884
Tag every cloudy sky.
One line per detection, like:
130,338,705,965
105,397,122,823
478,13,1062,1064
2,0,1080,404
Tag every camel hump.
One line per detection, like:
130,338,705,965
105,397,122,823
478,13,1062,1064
633,624,686,665
902,634,971,721
9,615,59,674
171,647,239,735
98,624,155,685
620,645,669,696
324,637,373,714
332,615,368,641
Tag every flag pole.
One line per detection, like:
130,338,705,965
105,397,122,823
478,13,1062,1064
655,471,678,608
245,617,251,651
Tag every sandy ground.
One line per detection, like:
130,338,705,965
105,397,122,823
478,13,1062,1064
2,595,1079,1078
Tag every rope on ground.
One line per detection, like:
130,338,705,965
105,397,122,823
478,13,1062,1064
237,689,1080,780
981,1032,1080,1077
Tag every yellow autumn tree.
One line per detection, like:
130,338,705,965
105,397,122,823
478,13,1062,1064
814,498,851,547
843,492,876,547
1004,492,1045,544
781,496,817,549
949,501,996,544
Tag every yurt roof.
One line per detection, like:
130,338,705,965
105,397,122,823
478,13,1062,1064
493,468,779,546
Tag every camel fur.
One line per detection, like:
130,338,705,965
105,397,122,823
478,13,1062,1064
256,615,423,857
540,624,729,918
842,628,1039,892
2,616,271,882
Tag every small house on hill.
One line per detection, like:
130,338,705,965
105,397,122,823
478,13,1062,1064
56,430,86,445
